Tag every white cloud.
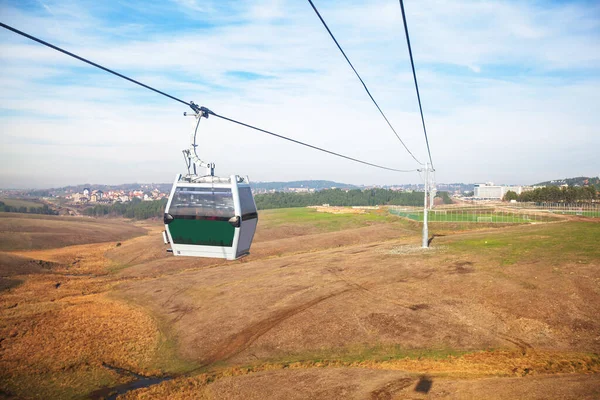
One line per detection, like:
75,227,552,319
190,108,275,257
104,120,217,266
0,0,599,188
171,0,213,13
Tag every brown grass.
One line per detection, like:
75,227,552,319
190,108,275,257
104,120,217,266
118,350,600,399
1,211,599,399
0,212,146,251
0,218,190,399
1,294,160,396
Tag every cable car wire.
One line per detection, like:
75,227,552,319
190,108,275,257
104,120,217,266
306,0,423,166
0,22,191,109
398,0,434,170
208,111,418,172
0,21,417,174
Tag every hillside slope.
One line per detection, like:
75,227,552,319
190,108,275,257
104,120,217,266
535,176,600,188
0,213,146,251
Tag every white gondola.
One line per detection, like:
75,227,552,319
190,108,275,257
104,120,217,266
163,107,258,259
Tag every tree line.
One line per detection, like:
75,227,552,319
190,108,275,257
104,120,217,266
504,186,597,203
254,188,452,210
81,189,455,217
83,198,167,219
438,191,453,204
0,201,58,215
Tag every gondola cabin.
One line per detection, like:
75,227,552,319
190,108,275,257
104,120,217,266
163,174,258,260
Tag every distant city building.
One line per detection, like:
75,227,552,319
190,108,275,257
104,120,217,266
70,193,83,202
473,183,527,200
288,188,314,193
474,183,503,199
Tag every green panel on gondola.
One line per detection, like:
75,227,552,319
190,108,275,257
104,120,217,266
169,219,235,247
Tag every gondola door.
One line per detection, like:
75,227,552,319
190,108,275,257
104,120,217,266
231,180,258,258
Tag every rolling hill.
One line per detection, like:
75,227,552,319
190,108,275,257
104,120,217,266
535,176,600,189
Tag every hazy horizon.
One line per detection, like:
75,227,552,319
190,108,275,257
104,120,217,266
3,175,598,191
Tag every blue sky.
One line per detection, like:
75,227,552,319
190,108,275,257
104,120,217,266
0,0,599,188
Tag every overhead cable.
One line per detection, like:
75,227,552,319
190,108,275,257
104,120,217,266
0,22,191,109
0,21,417,173
209,111,417,172
398,0,434,170
306,0,423,166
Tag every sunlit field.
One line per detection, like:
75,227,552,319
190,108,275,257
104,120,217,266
1,209,599,399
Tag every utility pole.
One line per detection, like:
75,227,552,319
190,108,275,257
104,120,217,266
429,170,436,209
421,163,429,248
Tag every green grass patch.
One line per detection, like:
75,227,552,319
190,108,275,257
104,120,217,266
146,328,199,375
258,207,401,232
549,210,600,217
203,344,471,375
237,344,469,368
448,221,600,266
0,198,43,209
390,209,558,223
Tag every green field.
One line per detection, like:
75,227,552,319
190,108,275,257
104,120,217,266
389,208,557,223
448,221,600,266
548,210,600,217
259,207,396,231
0,198,43,209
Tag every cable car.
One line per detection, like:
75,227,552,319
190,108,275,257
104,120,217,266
163,107,258,259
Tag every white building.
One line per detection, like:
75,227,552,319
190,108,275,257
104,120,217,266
474,183,526,200
474,183,503,199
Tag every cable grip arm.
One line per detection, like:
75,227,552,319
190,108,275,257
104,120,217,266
183,105,215,177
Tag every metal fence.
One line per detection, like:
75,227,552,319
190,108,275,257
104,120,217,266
389,202,599,224
504,202,600,218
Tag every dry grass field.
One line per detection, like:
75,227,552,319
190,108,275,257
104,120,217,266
0,213,147,251
1,208,599,399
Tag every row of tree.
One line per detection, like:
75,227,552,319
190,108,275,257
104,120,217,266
254,188,452,210
438,191,453,204
83,198,167,219
0,201,58,215
81,189,455,217
504,186,597,203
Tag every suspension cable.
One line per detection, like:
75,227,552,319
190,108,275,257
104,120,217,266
0,22,191,109
306,0,423,166
208,111,417,172
0,21,417,173
398,0,435,170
